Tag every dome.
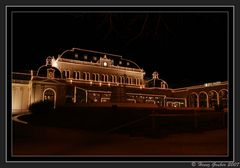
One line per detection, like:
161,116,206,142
36,56,62,78
37,66,62,78
146,71,168,89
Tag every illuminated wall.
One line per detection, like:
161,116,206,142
56,59,144,86
12,82,30,114
11,48,229,113
30,80,67,108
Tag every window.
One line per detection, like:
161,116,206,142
208,90,218,108
66,71,70,78
44,89,55,102
84,55,88,60
74,71,80,79
115,76,118,83
87,72,91,80
102,74,108,82
96,74,100,81
75,53,78,59
83,72,87,80
219,90,228,109
136,78,140,85
83,72,90,80
62,70,70,79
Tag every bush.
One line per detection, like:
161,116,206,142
29,101,54,115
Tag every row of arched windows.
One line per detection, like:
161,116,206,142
61,70,142,85
189,89,228,109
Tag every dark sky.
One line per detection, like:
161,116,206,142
12,10,228,88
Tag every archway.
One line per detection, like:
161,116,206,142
208,90,218,108
189,93,198,107
219,89,228,109
43,88,56,108
199,92,208,108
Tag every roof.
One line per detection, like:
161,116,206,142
37,65,62,78
58,48,142,70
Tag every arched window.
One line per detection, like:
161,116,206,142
114,75,117,83
219,89,228,109
73,71,80,79
199,92,208,108
96,74,100,81
119,76,122,84
122,76,125,84
77,71,80,79
87,72,90,80
136,78,140,85
43,88,56,108
126,77,129,84
105,74,108,82
129,77,132,84
83,72,87,80
189,93,198,107
208,90,218,108
102,74,105,82
92,73,96,81
73,71,76,79
109,75,113,82
62,70,70,79
66,71,70,78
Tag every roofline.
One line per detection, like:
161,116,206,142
58,48,143,70
121,58,142,70
59,48,123,58
172,81,228,92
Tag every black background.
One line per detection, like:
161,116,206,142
12,7,228,88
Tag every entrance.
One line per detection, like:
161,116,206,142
43,88,56,108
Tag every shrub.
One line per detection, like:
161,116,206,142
29,101,54,115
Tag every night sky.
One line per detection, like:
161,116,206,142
12,9,228,88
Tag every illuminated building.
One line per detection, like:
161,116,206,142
12,48,228,114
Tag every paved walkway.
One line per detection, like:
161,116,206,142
12,125,227,156
12,112,31,124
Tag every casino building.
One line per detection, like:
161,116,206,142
12,48,228,114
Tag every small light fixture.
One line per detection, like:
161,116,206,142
103,62,108,67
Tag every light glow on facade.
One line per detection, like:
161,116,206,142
52,58,58,67
12,48,228,114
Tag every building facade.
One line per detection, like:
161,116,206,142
12,48,228,114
